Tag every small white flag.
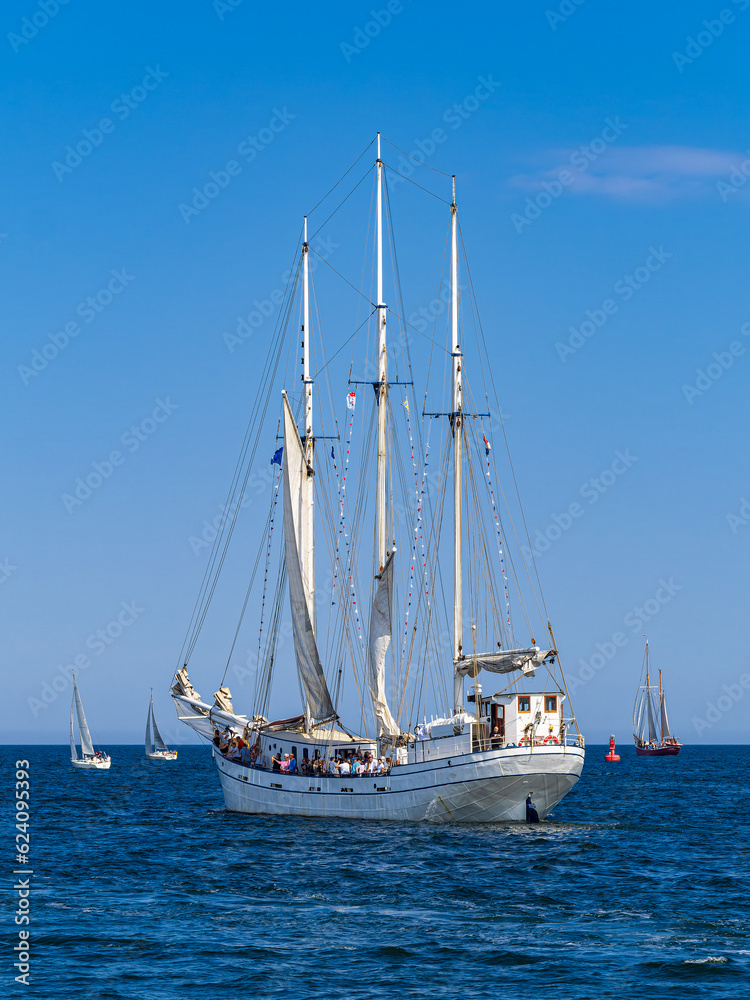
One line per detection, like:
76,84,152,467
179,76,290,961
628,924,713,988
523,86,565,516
346,391,356,410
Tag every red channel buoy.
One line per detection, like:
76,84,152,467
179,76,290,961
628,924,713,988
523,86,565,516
605,734,620,761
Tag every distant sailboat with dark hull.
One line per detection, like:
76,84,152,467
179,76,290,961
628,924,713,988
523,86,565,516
145,690,177,761
633,640,682,757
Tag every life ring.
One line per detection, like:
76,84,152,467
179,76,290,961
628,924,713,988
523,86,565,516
543,735,559,744
518,737,528,746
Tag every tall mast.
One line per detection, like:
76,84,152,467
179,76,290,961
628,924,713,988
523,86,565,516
301,217,315,624
659,668,663,743
375,133,388,571
451,176,464,713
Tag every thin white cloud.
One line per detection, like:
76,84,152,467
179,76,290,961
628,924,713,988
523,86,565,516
509,145,746,202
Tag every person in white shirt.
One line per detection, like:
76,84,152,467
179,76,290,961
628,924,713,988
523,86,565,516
339,758,351,776
371,759,383,775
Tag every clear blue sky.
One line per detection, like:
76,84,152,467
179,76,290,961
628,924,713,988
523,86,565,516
3,0,749,746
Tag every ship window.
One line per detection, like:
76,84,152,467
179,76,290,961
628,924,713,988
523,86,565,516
545,696,557,713
518,696,530,712
302,748,309,761
292,746,297,760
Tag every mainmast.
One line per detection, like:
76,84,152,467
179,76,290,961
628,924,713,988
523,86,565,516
659,668,663,743
451,177,464,713
301,217,315,626
375,132,388,571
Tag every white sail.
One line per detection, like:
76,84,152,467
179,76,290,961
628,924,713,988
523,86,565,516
70,694,79,761
282,393,335,722
152,705,168,752
73,677,95,757
454,647,551,677
145,698,152,754
660,692,671,740
367,551,399,737
645,687,658,742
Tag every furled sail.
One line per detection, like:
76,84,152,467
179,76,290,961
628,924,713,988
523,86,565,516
367,551,399,737
454,647,551,677
282,393,335,722
73,678,95,757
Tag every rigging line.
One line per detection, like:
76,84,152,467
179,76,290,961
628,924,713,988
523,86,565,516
219,491,276,689
177,243,303,668
458,219,550,620
310,242,451,359
306,137,375,217
349,172,377,384
381,161,451,204
313,310,375,380
422,220,450,414
381,136,454,177
308,166,373,242
308,245,377,308
184,256,302,664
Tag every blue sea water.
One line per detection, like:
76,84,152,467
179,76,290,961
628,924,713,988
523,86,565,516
3,744,749,999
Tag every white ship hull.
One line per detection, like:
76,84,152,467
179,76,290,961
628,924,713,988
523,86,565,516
71,757,111,770
214,743,584,822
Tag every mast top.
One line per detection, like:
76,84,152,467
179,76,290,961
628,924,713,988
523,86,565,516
377,131,381,160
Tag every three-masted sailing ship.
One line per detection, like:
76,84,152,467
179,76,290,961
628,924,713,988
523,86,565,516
171,135,585,821
70,672,111,770
633,639,682,756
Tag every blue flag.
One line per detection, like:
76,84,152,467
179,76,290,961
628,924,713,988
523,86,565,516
331,445,335,460
271,447,283,466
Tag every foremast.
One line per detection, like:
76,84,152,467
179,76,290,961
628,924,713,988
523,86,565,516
280,219,335,728
450,178,464,714
375,133,388,572
367,133,399,739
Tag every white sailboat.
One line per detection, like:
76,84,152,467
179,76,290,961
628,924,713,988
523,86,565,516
70,672,111,770
145,690,178,761
171,135,585,821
